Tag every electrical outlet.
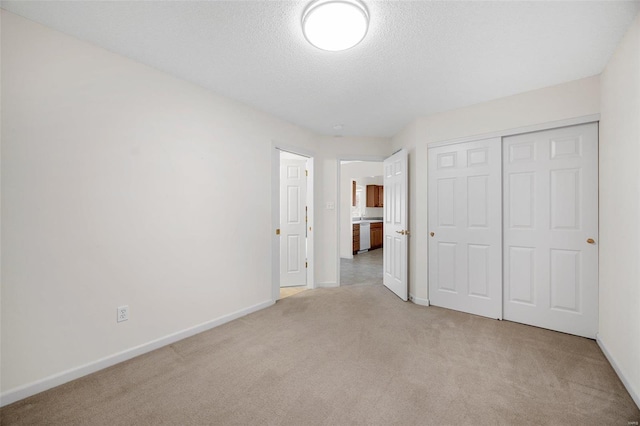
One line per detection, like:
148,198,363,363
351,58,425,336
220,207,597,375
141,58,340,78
117,305,129,323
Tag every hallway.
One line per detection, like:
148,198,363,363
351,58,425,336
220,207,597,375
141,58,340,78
340,249,383,286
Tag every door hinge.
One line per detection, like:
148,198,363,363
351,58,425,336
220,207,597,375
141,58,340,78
305,170,308,176
305,261,308,268
276,229,280,235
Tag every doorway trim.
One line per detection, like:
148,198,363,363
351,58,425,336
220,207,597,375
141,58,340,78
271,143,315,303
336,155,386,287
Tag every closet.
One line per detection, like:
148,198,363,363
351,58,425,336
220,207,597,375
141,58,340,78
428,122,599,338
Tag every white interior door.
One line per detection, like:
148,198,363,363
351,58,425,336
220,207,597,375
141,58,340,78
428,138,502,319
503,123,598,338
280,158,307,288
383,149,408,301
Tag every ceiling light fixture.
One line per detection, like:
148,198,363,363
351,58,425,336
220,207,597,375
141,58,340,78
302,0,369,52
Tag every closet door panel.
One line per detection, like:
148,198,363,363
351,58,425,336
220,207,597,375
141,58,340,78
503,123,598,338
428,138,502,319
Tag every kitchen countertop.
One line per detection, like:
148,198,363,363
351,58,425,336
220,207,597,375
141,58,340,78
352,219,383,224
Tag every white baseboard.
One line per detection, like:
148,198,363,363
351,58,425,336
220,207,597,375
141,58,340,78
409,294,430,306
596,333,640,410
0,299,274,407
317,281,338,288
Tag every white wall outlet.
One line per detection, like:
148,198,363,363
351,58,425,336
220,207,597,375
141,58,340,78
117,305,129,323
326,201,335,210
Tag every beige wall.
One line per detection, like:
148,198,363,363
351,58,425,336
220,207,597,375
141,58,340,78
599,13,640,407
392,76,601,301
0,11,387,397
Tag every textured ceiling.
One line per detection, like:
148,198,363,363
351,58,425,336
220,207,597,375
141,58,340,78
2,1,639,137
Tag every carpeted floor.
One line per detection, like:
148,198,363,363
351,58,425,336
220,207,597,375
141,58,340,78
2,284,638,425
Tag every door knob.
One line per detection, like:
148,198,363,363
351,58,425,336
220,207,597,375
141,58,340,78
396,230,405,235
430,232,435,237
587,238,595,244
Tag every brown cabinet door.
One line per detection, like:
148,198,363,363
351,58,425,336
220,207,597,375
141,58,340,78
353,223,360,253
370,223,383,249
352,180,356,206
366,185,376,207
366,185,384,207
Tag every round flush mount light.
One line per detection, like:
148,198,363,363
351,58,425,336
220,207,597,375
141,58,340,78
302,0,369,52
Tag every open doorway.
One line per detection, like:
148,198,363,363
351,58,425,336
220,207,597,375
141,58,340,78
339,160,384,286
278,150,312,300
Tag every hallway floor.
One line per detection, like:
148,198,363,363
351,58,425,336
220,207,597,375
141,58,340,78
279,286,307,300
340,248,383,286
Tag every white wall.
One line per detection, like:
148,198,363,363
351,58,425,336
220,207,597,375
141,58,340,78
598,13,640,407
339,161,384,259
0,11,387,398
392,75,601,302
0,10,310,394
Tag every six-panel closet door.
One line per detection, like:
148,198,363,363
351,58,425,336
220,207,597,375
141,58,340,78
503,123,598,338
427,123,599,339
428,137,503,319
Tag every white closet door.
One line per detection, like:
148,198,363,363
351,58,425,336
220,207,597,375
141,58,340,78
428,138,502,319
503,123,598,338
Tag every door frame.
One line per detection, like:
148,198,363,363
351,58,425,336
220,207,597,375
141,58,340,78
271,143,315,302
336,155,386,287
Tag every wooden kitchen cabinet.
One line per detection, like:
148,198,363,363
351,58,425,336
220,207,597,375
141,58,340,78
352,180,356,206
370,222,383,249
366,185,384,207
352,223,360,254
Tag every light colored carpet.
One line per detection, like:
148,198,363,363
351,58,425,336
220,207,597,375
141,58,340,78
2,284,638,425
